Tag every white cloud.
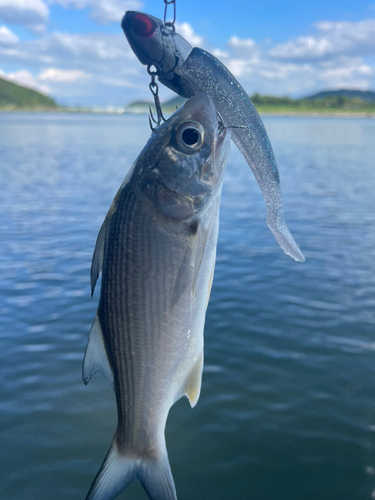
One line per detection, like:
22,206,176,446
47,0,142,24
318,57,374,90
1,69,51,94
271,18,375,60
39,67,90,82
271,36,332,59
0,30,147,105
228,36,257,51
212,48,229,59
175,22,204,47
0,31,136,67
0,25,18,44
223,37,260,78
1,13,375,106
199,29,375,97
227,58,252,78
0,0,49,32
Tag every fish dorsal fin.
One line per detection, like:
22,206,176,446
83,315,114,390
91,185,125,296
90,217,109,297
182,349,204,408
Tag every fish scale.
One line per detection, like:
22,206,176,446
100,183,199,450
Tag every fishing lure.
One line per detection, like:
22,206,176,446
122,11,305,262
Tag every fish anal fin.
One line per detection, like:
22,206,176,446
183,349,204,408
83,315,114,390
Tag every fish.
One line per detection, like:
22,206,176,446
122,11,305,263
83,92,231,500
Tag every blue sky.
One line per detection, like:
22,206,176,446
0,0,374,107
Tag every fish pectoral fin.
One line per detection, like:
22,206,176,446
206,260,215,309
90,216,109,297
171,244,192,308
183,349,204,408
82,315,114,390
172,219,211,307
192,220,212,298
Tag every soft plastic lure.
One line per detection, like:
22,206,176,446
122,11,305,262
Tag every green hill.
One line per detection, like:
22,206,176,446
126,90,375,116
0,76,58,109
158,89,375,114
306,89,375,102
125,96,187,114
162,96,187,109
126,100,155,113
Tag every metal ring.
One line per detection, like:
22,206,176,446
163,0,176,27
147,64,158,76
149,82,158,95
164,21,175,32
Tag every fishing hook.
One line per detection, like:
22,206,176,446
147,64,166,132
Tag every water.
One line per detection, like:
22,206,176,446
0,112,374,500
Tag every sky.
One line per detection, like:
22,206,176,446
0,0,375,107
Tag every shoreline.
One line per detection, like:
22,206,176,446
258,110,375,118
1,108,374,118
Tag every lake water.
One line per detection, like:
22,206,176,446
0,112,374,500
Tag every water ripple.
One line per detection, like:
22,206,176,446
0,114,374,500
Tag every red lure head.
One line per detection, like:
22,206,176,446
122,11,195,98
131,13,156,38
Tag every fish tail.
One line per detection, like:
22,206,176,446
138,450,177,500
86,436,177,500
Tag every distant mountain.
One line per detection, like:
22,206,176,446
125,89,375,115
305,89,375,102
125,96,187,114
162,96,187,109
125,100,155,113
0,76,58,109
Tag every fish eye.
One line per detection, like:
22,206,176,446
176,122,204,153
183,128,199,145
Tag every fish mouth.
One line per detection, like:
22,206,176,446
122,11,157,39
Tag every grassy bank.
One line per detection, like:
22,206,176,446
125,93,375,117
0,77,58,110
1,93,375,117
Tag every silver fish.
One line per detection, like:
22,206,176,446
122,11,305,263
83,92,231,500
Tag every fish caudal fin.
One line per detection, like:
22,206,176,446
139,451,177,500
85,443,136,500
86,438,177,500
